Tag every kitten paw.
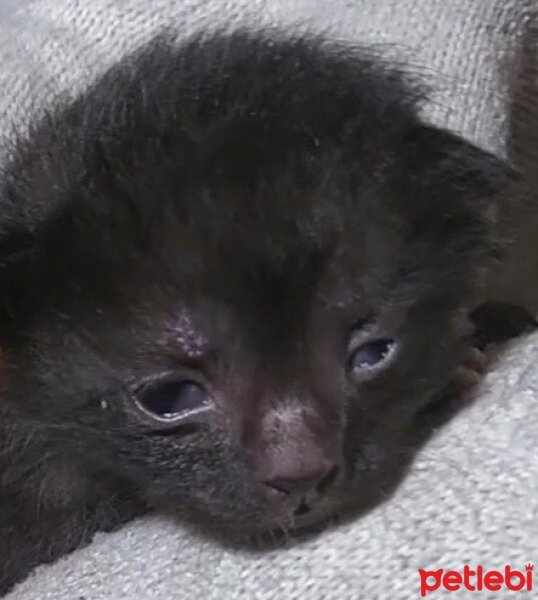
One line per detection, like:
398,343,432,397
450,345,488,391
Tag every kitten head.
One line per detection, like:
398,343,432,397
0,31,513,532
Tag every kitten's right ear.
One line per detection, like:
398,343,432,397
0,226,38,267
0,199,48,333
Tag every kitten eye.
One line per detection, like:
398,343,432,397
133,376,211,422
349,338,395,372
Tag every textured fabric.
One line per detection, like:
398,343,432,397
0,0,534,159
2,0,537,598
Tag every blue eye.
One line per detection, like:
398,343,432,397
350,339,395,371
134,377,210,422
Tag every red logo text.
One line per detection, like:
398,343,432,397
419,564,534,596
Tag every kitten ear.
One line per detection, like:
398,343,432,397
392,124,520,245
386,125,519,307
402,124,518,210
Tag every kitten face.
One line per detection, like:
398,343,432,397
0,31,511,534
2,241,472,532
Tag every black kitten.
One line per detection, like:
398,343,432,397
0,30,522,593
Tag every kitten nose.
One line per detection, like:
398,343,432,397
264,464,339,499
249,402,342,506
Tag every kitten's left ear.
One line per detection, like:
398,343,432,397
389,124,519,306
400,124,518,218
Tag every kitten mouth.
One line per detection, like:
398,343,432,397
269,499,339,534
291,510,330,530
293,500,311,516
257,508,339,543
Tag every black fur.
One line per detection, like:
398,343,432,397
0,30,518,593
